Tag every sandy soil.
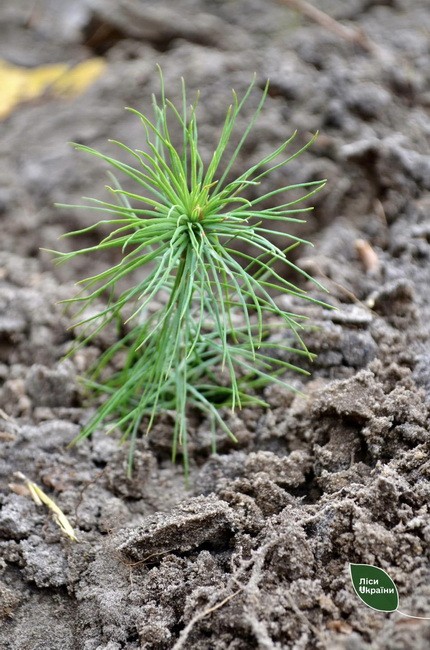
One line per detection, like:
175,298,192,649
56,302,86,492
0,1,429,648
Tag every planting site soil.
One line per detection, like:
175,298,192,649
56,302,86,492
1,1,430,648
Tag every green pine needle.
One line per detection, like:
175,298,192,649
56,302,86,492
53,71,329,477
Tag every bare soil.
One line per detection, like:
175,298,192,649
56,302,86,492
0,1,429,648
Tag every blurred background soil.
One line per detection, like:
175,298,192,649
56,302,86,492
0,1,429,648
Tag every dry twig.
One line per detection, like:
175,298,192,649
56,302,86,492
172,589,243,650
278,0,377,54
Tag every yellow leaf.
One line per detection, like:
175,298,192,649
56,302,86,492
23,63,70,96
0,58,106,120
52,58,106,96
13,472,78,542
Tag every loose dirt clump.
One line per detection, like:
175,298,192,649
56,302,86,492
0,1,429,648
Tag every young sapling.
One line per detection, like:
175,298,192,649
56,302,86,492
52,73,328,476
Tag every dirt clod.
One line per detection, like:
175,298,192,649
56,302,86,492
1,1,430,648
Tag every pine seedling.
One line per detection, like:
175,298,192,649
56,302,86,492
52,73,328,476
